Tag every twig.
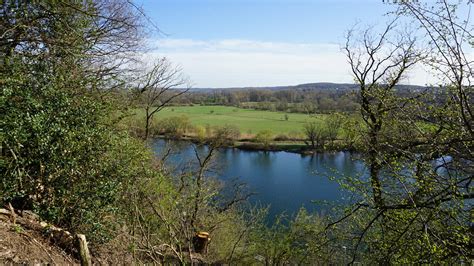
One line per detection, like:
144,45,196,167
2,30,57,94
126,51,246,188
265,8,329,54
21,233,57,265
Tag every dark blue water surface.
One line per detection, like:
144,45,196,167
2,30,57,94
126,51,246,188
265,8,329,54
152,139,367,218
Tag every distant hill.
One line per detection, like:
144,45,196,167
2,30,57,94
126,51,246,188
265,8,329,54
188,82,430,92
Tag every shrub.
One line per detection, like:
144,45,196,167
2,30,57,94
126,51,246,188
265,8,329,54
1,68,149,242
211,125,240,145
274,134,290,141
157,115,191,138
288,131,304,140
254,130,273,149
195,125,207,142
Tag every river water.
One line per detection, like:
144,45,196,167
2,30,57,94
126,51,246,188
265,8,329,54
152,139,367,218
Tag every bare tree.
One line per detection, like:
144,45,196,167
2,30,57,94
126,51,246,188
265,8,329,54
399,0,473,164
137,57,189,140
329,2,473,262
303,121,327,149
303,122,318,149
343,18,422,208
125,135,257,264
1,0,148,93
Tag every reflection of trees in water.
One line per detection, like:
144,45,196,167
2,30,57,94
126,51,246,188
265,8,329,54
219,148,242,168
252,151,275,170
306,153,333,179
217,149,245,176
304,152,365,183
156,140,370,192
333,152,348,171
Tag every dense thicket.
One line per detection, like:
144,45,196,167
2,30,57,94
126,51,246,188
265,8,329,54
1,0,146,241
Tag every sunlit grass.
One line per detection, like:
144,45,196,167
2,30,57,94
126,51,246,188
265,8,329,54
131,105,326,134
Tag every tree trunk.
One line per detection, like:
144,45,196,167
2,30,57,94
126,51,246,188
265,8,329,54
76,234,91,266
368,128,383,208
144,108,151,140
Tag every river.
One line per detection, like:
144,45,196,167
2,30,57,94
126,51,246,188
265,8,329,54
152,139,367,218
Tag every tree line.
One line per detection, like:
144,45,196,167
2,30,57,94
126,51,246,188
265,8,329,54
173,88,360,113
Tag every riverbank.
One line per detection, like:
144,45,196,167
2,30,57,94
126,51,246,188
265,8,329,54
152,134,353,155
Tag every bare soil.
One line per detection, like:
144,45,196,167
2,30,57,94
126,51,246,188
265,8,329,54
0,217,78,265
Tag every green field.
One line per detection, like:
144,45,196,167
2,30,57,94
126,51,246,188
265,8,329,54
134,105,325,135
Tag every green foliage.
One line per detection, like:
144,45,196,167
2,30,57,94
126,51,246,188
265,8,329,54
254,130,273,149
194,125,207,142
212,124,240,145
1,0,146,242
1,62,153,242
11,224,24,234
335,1,474,261
324,113,343,143
184,89,360,113
243,209,335,265
340,114,362,150
3,1,470,264
122,146,258,264
156,115,192,137
303,121,326,149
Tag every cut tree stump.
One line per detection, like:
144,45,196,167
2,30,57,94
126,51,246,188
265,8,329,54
192,232,210,254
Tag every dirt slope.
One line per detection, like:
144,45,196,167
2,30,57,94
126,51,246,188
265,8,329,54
0,210,78,265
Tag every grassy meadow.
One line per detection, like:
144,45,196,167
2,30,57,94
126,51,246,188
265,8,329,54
133,105,326,136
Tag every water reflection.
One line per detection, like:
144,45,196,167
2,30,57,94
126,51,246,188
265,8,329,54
152,139,366,218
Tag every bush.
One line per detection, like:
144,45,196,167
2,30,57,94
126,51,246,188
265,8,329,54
194,125,207,142
1,67,149,242
254,130,273,149
245,208,332,265
211,124,240,145
274,134,290,141
288,131,304,140
157,115,191,138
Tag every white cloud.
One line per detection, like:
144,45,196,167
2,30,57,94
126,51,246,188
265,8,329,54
143,38,442,88
152,38,338,55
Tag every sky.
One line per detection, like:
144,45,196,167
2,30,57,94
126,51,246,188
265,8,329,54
135,0,467,88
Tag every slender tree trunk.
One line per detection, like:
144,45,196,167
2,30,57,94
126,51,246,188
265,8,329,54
144,108,151,140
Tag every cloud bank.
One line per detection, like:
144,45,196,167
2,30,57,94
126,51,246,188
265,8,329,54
145,38,436,88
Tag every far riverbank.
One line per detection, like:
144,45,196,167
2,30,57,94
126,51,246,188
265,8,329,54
152,134,355,155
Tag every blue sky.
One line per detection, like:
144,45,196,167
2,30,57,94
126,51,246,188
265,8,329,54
134,0,464,87
139,0,393,43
